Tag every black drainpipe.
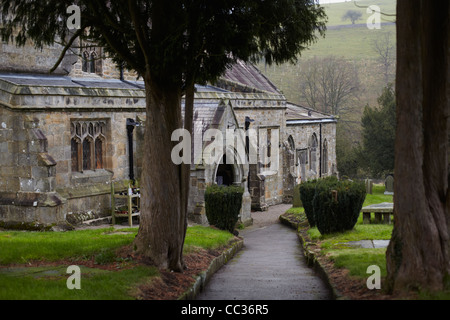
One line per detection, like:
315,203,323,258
126,118,138,183
319,123,322,178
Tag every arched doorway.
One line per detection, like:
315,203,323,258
214,153,243,186
216,155,235,186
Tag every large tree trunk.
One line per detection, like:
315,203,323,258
386,0,450,294
133,72,188,272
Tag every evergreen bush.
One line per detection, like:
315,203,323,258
299,176,366,234
204,184,244,233
299,179,322,227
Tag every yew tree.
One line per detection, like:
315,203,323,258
386,0,449,294
0,0,326,271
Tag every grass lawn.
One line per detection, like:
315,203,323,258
289,183,450,299
289,183,393,282
0,225,235,300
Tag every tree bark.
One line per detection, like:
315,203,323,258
386,0,450,294
133,71,187,272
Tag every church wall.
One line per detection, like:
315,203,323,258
0,83,147,227
0,40,338,227
232,97,287,210
285,121,337,182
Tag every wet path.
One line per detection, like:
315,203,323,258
196,204,332,300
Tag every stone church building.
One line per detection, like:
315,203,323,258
0,40,337,229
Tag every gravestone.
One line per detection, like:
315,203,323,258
365,178,373,194
384,174,394,195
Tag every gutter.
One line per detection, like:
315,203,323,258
286,118,337,125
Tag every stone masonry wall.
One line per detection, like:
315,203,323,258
0,79,147,226
232,97,287,210
0,108,66,227
285,121,337,181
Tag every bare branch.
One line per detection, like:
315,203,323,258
353,1,397,17
49,28,83,73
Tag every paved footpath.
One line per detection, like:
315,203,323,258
196,204,332,300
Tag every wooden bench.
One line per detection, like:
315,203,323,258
361,202,394,224
111,182,140,227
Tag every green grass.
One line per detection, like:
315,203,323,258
0,265,158,300
184,225,235,253
0,227,137,265
305,24,396,61
258,24,396,106
307,183,393,241
285,206,305,215
290,182,393,283
0,225,235,299
321,0,396,27
257,0,397,115
327,248,387,278
308,223,392,243
362,184,393,205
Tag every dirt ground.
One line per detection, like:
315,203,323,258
133,247,221,300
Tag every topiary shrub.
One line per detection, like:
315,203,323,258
299,179,320,227
204,184,244,233
314,178,366,235
299,176,366,234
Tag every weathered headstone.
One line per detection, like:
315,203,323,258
365,178,373,194
384,174,394,195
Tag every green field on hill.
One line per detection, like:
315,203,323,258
322,0,396,27
257,0,397,108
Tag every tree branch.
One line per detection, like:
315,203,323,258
86,1,143,73
127,0,150,68
49,28,83,73
353,1,397,17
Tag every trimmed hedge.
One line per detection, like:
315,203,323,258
299,179,320,227
299,177,366,234
204,184,244,233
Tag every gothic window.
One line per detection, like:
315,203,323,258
82,50,90,72
297,149,307,182
90,51,97,73
262,128,272,169
71,120,107,173
287,135,295,151
261,127,279,172
309,133,318,173
82,138,92,170
71,137,81,172
95,137,104,169
287,135,295,175
81,48,102,75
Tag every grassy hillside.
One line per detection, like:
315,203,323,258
321,0,396,27
257,0,397,108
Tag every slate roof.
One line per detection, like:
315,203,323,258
285,103,336,122
182,100,226,131
0,73,147,90
220,60,281,95
0,73,80,87
0,59,279,96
